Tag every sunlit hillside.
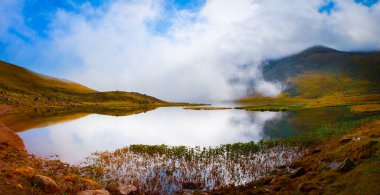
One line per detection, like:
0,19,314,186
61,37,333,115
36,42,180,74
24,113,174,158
0,60,165,107
239,46,380,110
263,46,380,97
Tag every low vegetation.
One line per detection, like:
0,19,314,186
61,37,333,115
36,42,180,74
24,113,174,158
213,118,380,194
78,115,379,194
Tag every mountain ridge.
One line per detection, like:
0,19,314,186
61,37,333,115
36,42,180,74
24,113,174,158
0,60,166,107
261,45,380,98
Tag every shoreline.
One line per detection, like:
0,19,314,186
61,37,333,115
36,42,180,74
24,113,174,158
1,104,379,194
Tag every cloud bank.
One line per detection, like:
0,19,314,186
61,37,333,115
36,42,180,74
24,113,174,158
1,0,380,102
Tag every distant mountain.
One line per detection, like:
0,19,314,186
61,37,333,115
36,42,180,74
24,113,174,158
261,46,380,98
0,60,165,107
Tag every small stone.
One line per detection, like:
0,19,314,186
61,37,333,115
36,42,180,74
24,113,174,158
31,175,59,192
17,184,23,190
337,158,355,172
353,137,361,141
339,138,352,144
290,167,306,178
77,190,110,195
117,185,137,195
298,182,317,193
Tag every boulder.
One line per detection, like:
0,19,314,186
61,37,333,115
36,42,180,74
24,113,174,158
117,185,137,195
290,167,306,178
106,184,138,195
31,175,59,192
77,190,110,195
337,158,355,172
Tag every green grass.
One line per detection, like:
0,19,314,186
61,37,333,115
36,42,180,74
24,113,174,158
119,115,380,160
276,115,380,146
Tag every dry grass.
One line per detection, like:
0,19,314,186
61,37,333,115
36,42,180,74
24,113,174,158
351,104,380,113
212,119,380,194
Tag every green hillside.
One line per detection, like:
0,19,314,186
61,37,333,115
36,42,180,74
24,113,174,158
239,46,380,110
263,46,380,97
0,60,165,107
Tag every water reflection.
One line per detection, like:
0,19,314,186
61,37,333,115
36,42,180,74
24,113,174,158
17,107,282,164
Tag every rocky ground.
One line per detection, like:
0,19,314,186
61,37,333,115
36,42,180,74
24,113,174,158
212,119,380,194
0,106,138,195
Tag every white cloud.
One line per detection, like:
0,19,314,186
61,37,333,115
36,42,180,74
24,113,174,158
2,0,380,102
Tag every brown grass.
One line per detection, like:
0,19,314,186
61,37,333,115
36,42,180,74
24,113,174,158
212,119,380,194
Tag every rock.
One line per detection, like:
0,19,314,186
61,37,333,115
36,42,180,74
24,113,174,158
17,183,23,190
14,167,34,178
105,182,137,194
182,181,202,190
353,137,361,141
31,175,59,192
298,182,317,193
328,162,341,170
290,167,306,178
339,138,352,144
77,190,110,195
337,158,355,172
116,185,137,195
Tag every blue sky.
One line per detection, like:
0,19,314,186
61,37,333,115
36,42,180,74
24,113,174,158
20,0,206,38
319,0,378,14
1,0,380,101
11,0,379,40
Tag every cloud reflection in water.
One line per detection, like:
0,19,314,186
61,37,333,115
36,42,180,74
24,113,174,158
18,107,283,164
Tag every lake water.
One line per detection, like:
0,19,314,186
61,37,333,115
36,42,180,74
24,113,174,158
4,106,363,164
0,106,372,193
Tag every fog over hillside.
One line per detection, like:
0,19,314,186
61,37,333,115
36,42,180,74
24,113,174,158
1,0,380,102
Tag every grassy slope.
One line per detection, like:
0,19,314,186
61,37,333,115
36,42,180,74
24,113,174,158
212,118,380,194
0,60,168,108
239,46,380,111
